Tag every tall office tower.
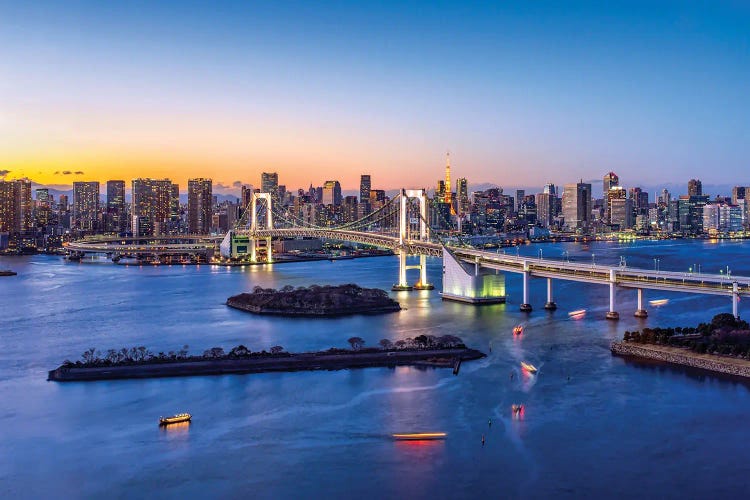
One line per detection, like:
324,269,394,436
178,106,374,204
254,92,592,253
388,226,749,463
72,181,100,233
629,187,649,215
187,178,213,234
536,192,553,228
732,186,747,206
35,188,51,227
610,197,634,229
261,172,279,197
515,190,525,212
456,177,469,215
131,178,172,236
659,188,671,206
359,175,371,203
688,179,702,196
606,187,626,225
0,179,32,234
322,180,342,206
170,183,181,231
562,181,592,231
603,172,619,195
543,183,557,196
58,194,68,211
342,196,359,223
444,153,454,214
436,180,446,202
106,180,126,233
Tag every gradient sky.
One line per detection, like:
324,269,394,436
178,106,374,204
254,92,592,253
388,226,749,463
1,1,749,193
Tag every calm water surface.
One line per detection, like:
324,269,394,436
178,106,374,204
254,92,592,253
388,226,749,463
2,240,750,498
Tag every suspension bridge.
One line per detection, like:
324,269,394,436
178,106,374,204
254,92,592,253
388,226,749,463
67,188,750,320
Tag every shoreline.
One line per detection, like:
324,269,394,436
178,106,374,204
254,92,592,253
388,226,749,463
611,341,750,379
48,347,486,382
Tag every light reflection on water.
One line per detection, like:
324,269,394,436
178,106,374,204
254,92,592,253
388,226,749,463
2,240,750,497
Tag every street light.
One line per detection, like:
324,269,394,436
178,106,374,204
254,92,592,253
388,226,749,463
538,248,543,261
592,253,596,266
563,250,569,262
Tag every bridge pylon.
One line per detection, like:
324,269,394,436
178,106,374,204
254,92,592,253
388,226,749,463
392,189,434,291
249,192,273,262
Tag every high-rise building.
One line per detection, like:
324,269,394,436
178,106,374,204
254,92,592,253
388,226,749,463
73,181,100,233
322,180,342,206
603,172,619,195
106,180,126,233
131,178,172,236
35,188,51,227
359,175,371,203
543,183,557,196
610,197,634,230
342,195,359,223
731,186,748,206
0,179,32,235
562,181,592,232
658,188,671,206
456,178,469,215
515,190,525,213
688,179,702,197
606,187,626,225
536,193,554,228
261,172,279,197
187,178,213,234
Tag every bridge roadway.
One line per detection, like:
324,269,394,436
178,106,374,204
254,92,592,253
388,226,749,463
67,229,750,298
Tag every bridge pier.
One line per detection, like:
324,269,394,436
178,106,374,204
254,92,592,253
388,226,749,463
544,278,557,310
733,281,739,319
392,249,413,291
413,254,435,290
606,269,619,320
520,262,532,312
634,288,648,318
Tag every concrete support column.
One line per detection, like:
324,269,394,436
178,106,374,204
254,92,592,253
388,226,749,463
606,269,619,320
520,261,532,312
266,237,272,262
634,288,648,318
250,238,257,263
544,278,557,310
414,254,434,290
392,249,412,291
733,281,739,319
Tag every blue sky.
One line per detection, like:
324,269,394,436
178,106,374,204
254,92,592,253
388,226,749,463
1,0,748,191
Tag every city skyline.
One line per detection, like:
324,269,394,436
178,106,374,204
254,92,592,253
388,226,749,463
2,1,749,189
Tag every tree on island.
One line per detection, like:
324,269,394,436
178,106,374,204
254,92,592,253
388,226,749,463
348,337,365,350
379,339,393,350
230,345,251,357
203,347,225,359
270,346,285,354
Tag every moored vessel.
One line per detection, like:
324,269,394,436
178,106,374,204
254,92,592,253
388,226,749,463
159,413,191,426
521,361,537,374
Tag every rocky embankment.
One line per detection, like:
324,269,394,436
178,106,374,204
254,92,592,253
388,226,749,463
48,348,486,382
611,341,750,378
226,284,401,317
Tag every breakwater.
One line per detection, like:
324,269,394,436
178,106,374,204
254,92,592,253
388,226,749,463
611,341,750,378
48,348,486,382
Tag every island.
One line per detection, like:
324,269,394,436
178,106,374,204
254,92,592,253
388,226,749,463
226,283,401,316
611,313,750,378
48,335,485,382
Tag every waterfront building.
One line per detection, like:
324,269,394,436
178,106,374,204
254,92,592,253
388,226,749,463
261,172,279,197
0,179,33,235
536,192,554,228
456,177,469,215
187,178,213,234
606,187,626,226
72,181,100,234
562,181,592,232
132,178,173,236
106,180,126,234
322,180,342,206
688,179,702,197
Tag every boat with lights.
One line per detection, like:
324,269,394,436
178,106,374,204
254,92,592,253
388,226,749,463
392,432,446,441
521,362,537,373
513,325,523,335
159,413,191,426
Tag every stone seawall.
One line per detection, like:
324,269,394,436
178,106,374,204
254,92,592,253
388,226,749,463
611,341,750,378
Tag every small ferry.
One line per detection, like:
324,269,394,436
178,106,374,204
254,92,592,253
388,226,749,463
649,299,669,307
159,413,192,426
513,324,524,336
392,432,447,441
521,362,538,374
568,309,587,318
511,404,524,414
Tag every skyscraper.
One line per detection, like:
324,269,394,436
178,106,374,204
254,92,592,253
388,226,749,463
35,188,51,227
261,172,279,197
606,187,626,225
562,181,592,231
187,178,213,234
444,153,453,210
73,181,100,233
0,179,32,235
322,180,342,206
106,180,126,233
456,177,469,215
359,175,371,203
603,172,619,195
132,178,172,236
688,179,702,196
515,190,525,213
